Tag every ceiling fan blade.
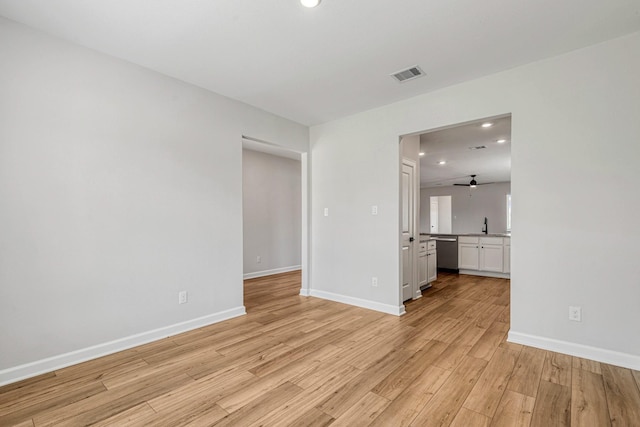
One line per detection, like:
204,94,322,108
425,175,474,185
477,182,496,185
453,183,470,186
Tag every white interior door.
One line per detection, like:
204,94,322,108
401,159,418,302
430,197,439,233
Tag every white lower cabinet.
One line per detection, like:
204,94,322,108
419,241,437,288
458,236,480,270
459,236,509,277
427,248,437,283
503,238,511,273
479,237,504,272
418,247,428,288
458,242,479,270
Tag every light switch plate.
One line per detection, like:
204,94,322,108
569,306,581,322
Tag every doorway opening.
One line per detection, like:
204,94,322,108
429,195,452,234
241,136,309,312
399,114,512,310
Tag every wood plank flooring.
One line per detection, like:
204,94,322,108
2,271,639,426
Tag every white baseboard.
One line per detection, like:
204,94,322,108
309,289,405,316
299,288,311,297
243,265,301,280
508,331,640,371
0,306,246,387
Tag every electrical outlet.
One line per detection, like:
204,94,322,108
256,255,261,263
371,205,378,215
324,207,329,217
569,306,581,322
372,277,378,287
179,291,188,304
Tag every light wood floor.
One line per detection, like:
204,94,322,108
2,272,639,426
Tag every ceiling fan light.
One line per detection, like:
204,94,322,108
470,185,477,188
300,0,321,7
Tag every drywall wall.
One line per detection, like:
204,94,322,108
0,18,307,383
310,31,640,368
420,183,511,234
424,195,453,234
242,149,301,277
401,135,420,165
436,196,452,234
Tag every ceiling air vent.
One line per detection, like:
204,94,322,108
390,65,425,83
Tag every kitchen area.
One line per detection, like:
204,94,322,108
421,232,511,281
419,179,512,283
411,115,512,295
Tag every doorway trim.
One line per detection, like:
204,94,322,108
400,157,420,306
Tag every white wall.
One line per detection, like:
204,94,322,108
0,18,307,383
420,183,510,234
437,196,452,234
242,149,301,277
310,32,640,369
401,135,421,164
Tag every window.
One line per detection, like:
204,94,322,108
506,194,512,231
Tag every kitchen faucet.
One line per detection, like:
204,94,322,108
482,217,488,234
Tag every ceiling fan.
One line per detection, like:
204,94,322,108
454,174,494,188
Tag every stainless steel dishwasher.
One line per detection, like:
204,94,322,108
431,235,458,272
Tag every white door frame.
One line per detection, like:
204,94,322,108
399,157,421,308
299,152,310,296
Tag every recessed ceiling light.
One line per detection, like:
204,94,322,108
496,139,506,143
438,161,446,165
300,0,321,7
419,152,425,156
481,122,493,128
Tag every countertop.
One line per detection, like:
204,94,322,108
419,233,511,240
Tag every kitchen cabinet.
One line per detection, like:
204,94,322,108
479,237,504,272
427,245,437,283
418,243,427,287
458,237,479,270
419,240,437,288
459,236,509,277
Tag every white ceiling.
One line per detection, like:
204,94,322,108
419,116,511,188
1,1,639,126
